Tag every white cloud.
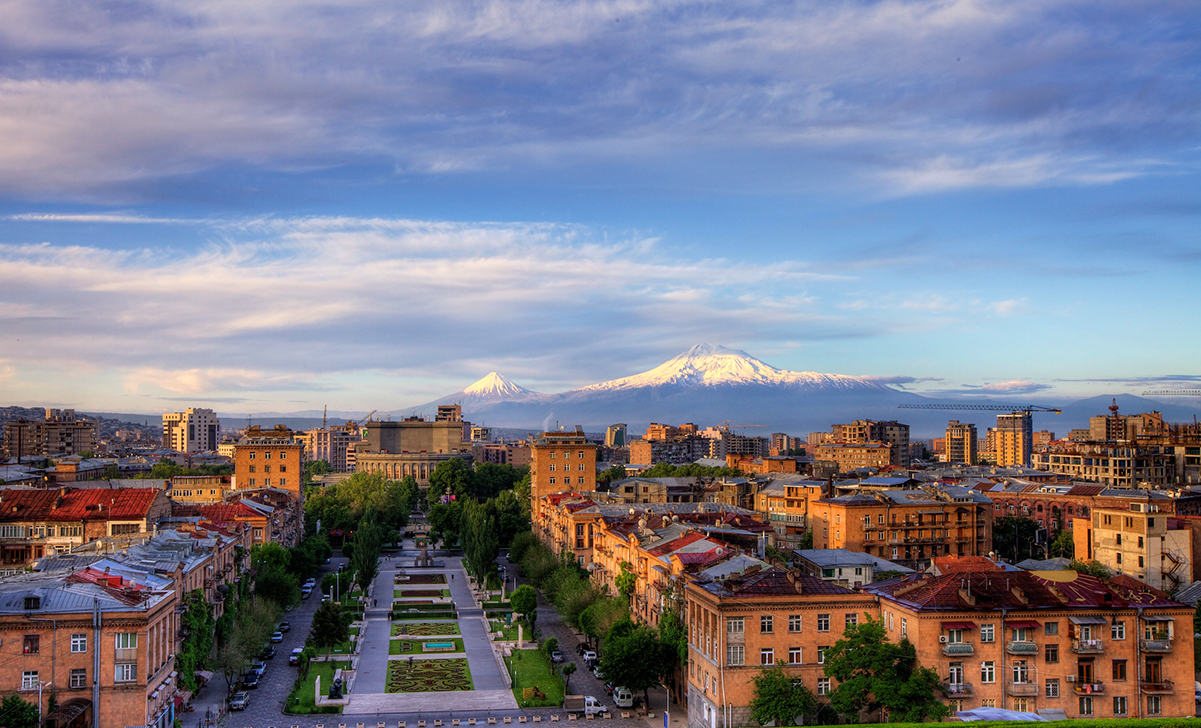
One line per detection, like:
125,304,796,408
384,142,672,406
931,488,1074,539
979,380,1051,394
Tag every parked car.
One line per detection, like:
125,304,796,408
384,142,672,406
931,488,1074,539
278,621,291,632
241,673,260,689
592,665,605,680
249,661,267,677
229,692,250,710
259,646,276,660
304,578,317,588
581,650,597,662
301,588,312,599
270,631,284,643
289,648,304,665
613,686,635,709
550,650,563,663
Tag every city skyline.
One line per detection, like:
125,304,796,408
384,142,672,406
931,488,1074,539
0,1,1199,412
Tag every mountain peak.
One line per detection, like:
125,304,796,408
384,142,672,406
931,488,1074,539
463,372,534,398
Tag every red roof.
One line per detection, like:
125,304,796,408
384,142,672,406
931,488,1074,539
933,555,1004,574
0,488,159,522
645,532,708,557
198,502,263,524
68,567,154,606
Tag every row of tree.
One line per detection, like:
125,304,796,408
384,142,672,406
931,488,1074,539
304,471,419,536
427,459,530,503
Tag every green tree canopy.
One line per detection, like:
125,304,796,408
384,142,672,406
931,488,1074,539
823,615,950,723
428,458,474,502
599,621,666,707
1049,528,1075,559
511,584,538,630
749,665,817,728
462,500,500,584
0,693,40,728
311,599,353,654
993,515,1041,563
308,459,333,476
1068,559,1112,578
615,561,637,602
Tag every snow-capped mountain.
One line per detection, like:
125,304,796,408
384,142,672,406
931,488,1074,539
576,343,889,393
462,372,539,400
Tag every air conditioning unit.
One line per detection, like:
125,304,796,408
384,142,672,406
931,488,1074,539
1065,675,1076,683
939,636,949,643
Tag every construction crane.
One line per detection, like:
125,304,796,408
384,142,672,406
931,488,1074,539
720,420,766,430
897,403,1062,414
346,409,378,427
1143,390,1201,397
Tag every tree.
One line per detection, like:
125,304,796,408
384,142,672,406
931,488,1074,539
0,693,39,728
1068,559,1112,578
428,458,473,502
579,597,627,647
599,621,665,707
350,509,384,592
749,666,817,728
177,589,215,691
1049,529,1075,559
462,500,500,584
823,615,949,723
561,662,577,693
796,530,813,550
597,465,627,488
993,515,1041,562
312,599,353,656
511,584,538,632
308,459,333,476
615,561,637,602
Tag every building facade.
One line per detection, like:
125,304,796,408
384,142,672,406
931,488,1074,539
161,408,219,453
945,421,978,465
354,418,473,485
233,426,304,499
530,431,597,520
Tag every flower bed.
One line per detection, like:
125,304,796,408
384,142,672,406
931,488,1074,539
406,574,447,584
386,658,473,692
394,589,450,598
391,622,461,637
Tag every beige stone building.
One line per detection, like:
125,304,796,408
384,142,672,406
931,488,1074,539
161,408,219,453
1074,504,1193,592
354,417,473,485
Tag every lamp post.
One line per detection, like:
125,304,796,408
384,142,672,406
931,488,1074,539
38,680,52,723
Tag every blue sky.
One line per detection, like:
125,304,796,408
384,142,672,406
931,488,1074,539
0,0,1198,414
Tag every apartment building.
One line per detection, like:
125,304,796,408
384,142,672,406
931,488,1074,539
792,548,914,588
0,568,178,728
995,412,1034,467
1073,504,1194,592
3,411,98,460
753,478,826,548
166,474,233,504
233,425,304,499
864,566,1194,720
813,442,893,472
530,431,597,520
945,421,978,465
1032,442,1176,487
299,422,361,472
830,420,911,467
605,424,628,448
685,559,879,728
808,486,993,570
473,442,532,467
161,408,219,453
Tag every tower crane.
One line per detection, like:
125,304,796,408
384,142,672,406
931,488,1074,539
1142,390,1201,397
346,409,378,427
897,403,1061,414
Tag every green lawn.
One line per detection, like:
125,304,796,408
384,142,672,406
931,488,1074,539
286,659,350,714
391,621,461,637
394,588,452,598
505,649,565,708
389,638,465,655
489,619,522,641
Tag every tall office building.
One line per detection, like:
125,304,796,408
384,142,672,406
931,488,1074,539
162,408,220,453
995,411,1033,467
944,420,978,464
604,424,627,448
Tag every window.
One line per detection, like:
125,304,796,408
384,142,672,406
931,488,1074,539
981,699,996,708
114,663,136,683
760,615,773,634
900,618,907,638
549,452,556,459
71,633,87,653
22,635,38,654
725,645,744,666
1111,621,1126,640
549,464,556,472
788,614,802,633
760,648,774,665
249,452,255,460
1116,552,1122,564
248,464,256,473
1044,621,1058,635
1045,644,1058,663
1112,660,1127,681
1013,698,1028,713
263,478,271,486
788,647,801,664
1138,556,1144,568
248,478,256,487
1046,679,1059,698
70,668,86,689
21,671,37,690
1113,696,1128,715
817,678,830,696
115,633,137,649
980,623,995,643
946,629,964,644
1147,696,1161,715
1012,660,1029,684
817,647,826,664
279,465,287,473
854,567,862,575
578,477,585,484
981,661,995,683
1079,696,1093,716
578,464,584,472
845,613,858,629
1138,536,1144,548
263,464,270,473
549,477,556,485
279,451,287,459
264,451,271,459
726,618,744,636
878,514,884,524
817,614,830,632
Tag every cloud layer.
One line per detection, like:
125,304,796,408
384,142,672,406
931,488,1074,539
0,0,1196,197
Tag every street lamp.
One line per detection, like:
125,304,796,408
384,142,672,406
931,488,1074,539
37,681,52,723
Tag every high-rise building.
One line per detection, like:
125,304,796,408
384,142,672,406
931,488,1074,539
994,412,1033,467
830,419,911,467
2,410,97,459
162,408,219,453
530,430,597,521
234,425,304,499
944,420,978,464
604,423,627,448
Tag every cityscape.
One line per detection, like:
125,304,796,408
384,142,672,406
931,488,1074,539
2,1,1200,728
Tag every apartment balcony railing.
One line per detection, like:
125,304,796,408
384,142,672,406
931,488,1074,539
1141,680,1174,694
1072,639,1104,654
943,643,975,657
1072,681,1105,695
942,681,973,696
1006,641,1038,655
1140,638,1172,653
1006,682,1039,697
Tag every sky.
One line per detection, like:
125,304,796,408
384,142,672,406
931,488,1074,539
0,0,1199,415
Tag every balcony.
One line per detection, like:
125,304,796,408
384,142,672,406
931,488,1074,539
1140,638,1172,653
1006,641,1038,655
943,642,975,657
1007,682,1039,697
1141,680,1174,694
1072,682,1104,695
1072,639,1104,654
942,681,973,696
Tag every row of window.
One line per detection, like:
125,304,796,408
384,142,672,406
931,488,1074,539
244,478,287,487
22,665,135,690
726,613,838,635
22,632,136,654
883,612,1131,642
0,525,83,538
246,464,287,473
246,451,291,460
726,645,828,666
975,658,1133,683
546,464,587,472
546,478,587,485
964,696,1158,717
547,451,587,459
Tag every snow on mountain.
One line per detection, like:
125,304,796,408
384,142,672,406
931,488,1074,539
462,372,538,399
573,343,887,393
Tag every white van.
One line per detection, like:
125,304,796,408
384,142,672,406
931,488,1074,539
613,687,635,709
